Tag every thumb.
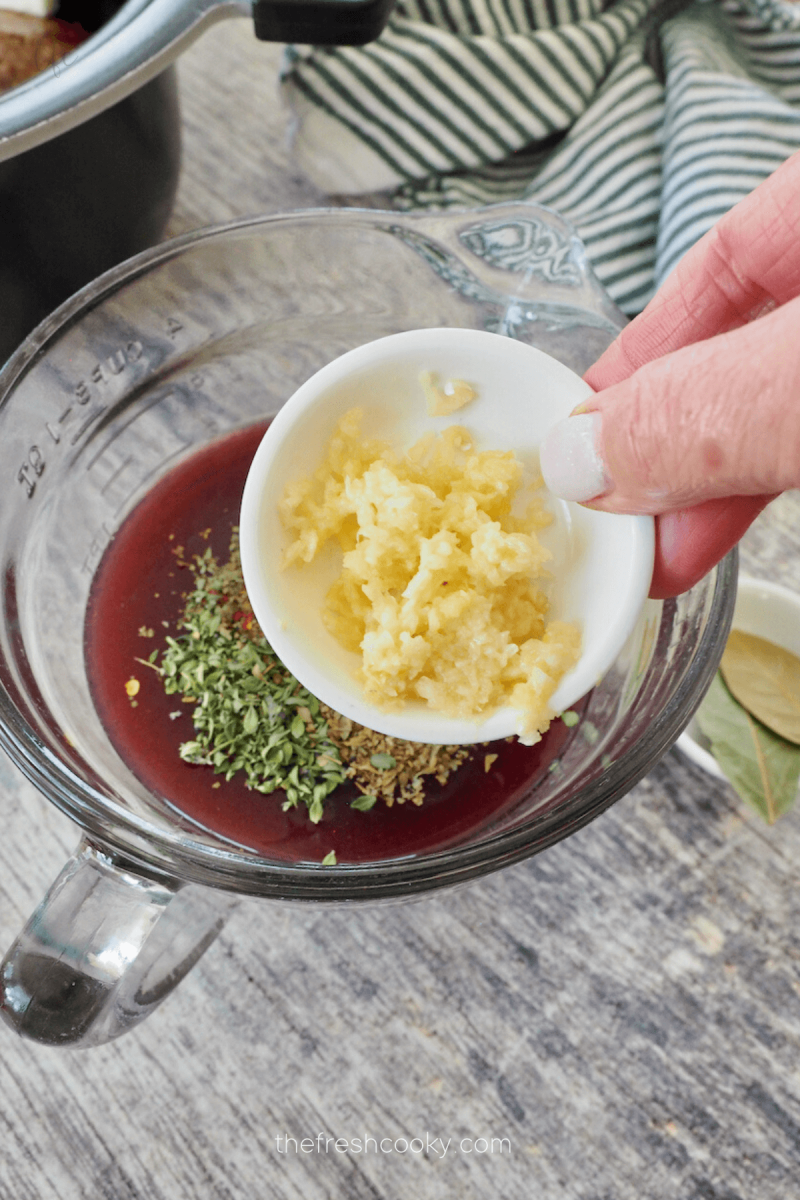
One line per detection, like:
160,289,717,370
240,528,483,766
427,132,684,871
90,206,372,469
540,294,800,513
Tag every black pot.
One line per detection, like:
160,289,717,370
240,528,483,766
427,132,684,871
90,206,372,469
0,66,180,362
0,0,182,362
0,0,397,362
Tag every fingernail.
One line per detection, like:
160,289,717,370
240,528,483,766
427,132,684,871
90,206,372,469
540,412,611,502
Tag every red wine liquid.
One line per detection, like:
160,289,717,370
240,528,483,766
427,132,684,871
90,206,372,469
84,423,581,864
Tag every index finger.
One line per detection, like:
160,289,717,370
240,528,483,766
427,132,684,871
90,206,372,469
587,150,800,390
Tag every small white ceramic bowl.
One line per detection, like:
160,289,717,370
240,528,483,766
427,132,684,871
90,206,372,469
677,575,800,779
240,328,654,744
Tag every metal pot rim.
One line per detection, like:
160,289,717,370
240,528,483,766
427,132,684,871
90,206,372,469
0,0,248,160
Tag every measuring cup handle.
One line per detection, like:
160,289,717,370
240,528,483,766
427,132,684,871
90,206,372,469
0,840,236,1047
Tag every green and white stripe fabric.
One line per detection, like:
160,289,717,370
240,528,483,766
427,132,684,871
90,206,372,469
280,0,800,314
655,1,800,283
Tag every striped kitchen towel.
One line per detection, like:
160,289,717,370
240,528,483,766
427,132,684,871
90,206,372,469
280,0,800,313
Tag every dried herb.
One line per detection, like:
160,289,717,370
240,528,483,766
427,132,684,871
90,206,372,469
319,709,470,808
351,794,378,811
154,530,472,820
370,753,396,770
695,673,800,824
158,540,345,824
720,630,800,745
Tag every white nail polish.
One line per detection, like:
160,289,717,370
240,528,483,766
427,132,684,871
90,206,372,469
540,412,609,502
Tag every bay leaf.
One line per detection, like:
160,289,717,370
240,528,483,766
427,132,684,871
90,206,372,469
720,629,800,744
694,673,800,824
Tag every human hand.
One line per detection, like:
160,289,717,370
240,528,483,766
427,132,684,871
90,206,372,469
540,151,800,599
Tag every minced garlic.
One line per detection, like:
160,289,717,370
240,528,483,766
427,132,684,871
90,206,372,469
419,371,477,416
280,408,580,744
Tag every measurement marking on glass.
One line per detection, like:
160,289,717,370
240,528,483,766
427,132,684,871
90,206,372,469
71,405,108,446
16,445,45,496
85,390,177,470
82,520,117,575
114,444,193,514
100,456,135,496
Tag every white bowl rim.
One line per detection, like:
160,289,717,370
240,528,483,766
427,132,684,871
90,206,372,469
240,328,655,744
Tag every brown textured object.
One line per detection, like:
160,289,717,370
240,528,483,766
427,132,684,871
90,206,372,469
321,706,470,806
0,10,87,94
720,630,800,745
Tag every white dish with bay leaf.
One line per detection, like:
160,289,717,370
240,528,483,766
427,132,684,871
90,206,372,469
677,575,800,820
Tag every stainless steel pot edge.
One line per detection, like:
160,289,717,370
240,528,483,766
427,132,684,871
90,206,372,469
0,0,250,160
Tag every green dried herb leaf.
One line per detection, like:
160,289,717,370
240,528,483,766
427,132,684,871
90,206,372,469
155,531,347,820
720,630,800,745
370,753,396,770
695,673,800,824
322,850,337,865
351,794,378,812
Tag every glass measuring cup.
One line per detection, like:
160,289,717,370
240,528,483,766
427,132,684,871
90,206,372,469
0,205,736,1047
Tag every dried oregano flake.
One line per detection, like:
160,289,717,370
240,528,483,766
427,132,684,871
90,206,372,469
157,537,345,823
155,531,471,821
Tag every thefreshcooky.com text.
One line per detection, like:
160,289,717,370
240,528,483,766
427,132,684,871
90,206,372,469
274,1133,511,1158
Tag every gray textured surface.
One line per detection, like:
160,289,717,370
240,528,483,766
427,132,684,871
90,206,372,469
1,20,800,1200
